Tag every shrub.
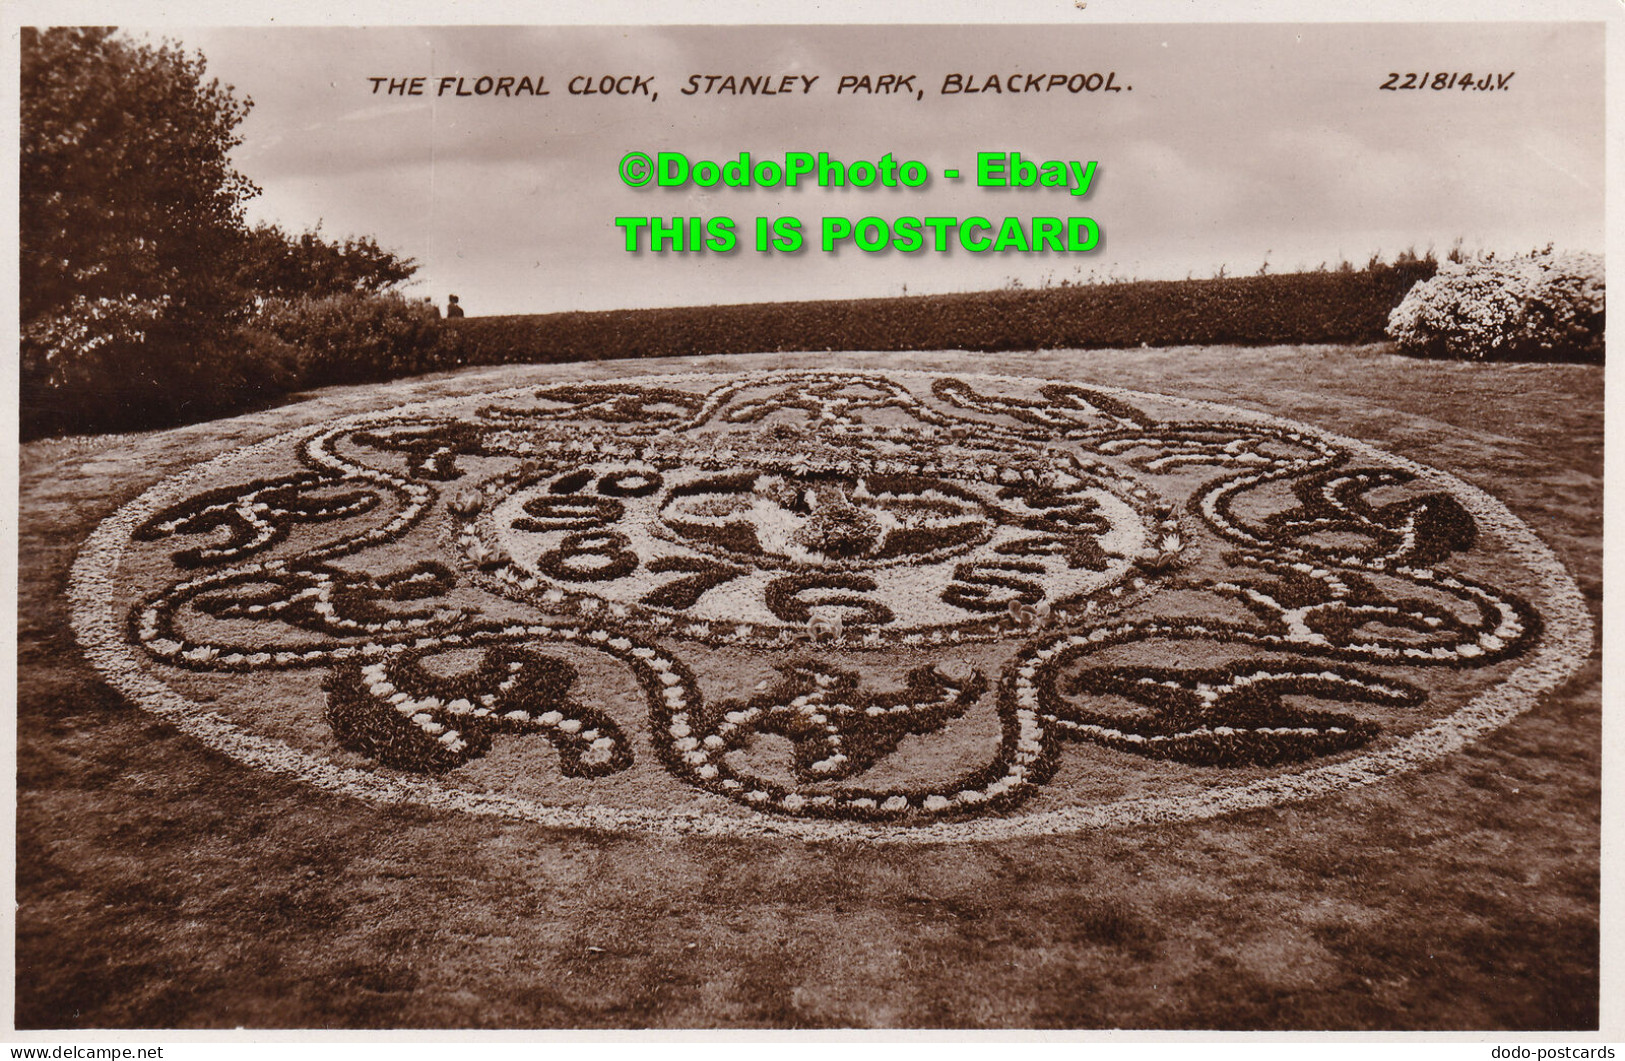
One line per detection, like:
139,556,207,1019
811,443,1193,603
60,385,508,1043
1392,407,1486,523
253,291,460,388
21,294,173,399
21,311,303,437
1386,250,1604,362
21,29,257,337
20,28,438,438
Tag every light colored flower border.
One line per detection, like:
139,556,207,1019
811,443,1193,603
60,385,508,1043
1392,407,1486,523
67,368,1595,844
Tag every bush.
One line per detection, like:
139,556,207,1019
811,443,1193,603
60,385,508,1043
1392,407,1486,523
253,291,460,388
1386,250,1604,362
20,290,462,436
21,312,304,437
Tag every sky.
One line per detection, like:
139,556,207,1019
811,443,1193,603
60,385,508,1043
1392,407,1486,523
146,20,1605,317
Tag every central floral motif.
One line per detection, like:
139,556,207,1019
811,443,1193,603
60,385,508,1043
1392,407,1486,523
661,471,991,567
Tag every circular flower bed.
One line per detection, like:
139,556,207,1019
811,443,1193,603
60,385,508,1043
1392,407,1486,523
70,370,1592,842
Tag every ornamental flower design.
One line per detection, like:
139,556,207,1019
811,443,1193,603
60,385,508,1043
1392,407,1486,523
70,370,1591,841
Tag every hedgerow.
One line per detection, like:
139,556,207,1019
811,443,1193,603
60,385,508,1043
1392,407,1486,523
448,263,1437,368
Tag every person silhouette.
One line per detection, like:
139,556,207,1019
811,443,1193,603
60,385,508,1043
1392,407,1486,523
446,294,465,318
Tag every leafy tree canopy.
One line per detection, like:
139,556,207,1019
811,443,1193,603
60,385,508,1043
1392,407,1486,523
20,27,426,437
22,27,419,330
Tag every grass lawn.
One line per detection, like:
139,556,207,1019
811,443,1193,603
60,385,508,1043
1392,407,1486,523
15,343,1601,1030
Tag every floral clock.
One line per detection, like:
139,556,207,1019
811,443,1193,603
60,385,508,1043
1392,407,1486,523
71,370,1592,842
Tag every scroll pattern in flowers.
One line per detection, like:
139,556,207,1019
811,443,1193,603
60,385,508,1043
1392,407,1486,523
82,370,1569,832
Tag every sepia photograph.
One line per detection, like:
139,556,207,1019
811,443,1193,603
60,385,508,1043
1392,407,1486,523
7,0,1612,1038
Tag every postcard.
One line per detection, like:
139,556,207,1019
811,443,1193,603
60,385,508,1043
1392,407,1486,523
7,2,1612,1042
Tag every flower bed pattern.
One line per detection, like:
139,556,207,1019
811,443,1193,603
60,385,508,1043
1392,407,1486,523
70,370,1593,842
